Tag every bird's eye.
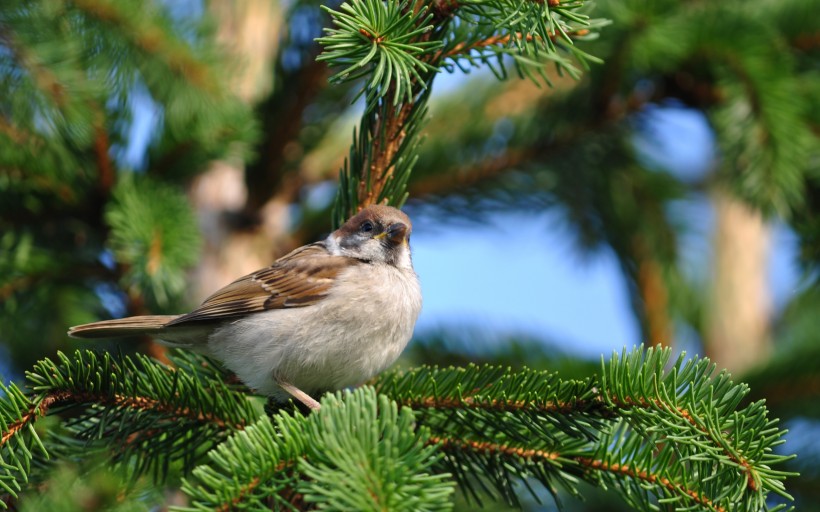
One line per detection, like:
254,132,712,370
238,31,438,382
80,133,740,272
360,221,374,233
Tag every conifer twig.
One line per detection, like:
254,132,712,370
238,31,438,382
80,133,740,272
607,393,759,491
358,92,418,209
431,0,563,17
1,388,245,449
403,385,759,491
438,29,591,60
215,477,261,512
0,29,66,106
399,394,615,418
71,0,215,91
0,392,64,447
429,435,728,512
575,457,726,512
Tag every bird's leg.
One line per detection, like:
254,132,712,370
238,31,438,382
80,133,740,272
277,380,321,411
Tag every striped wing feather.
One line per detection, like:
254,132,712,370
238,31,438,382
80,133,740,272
166,242,357,326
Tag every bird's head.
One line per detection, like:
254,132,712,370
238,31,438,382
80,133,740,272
330,205,413,269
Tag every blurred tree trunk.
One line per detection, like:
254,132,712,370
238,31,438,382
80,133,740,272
634,246,673,348
705,189,772,374
188,0,293,303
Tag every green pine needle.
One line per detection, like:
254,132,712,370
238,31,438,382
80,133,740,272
0,348,798,510
180,388,455,512
106,175,202,308
317,0,441,105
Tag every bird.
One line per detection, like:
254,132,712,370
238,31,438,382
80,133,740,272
68,205,422,411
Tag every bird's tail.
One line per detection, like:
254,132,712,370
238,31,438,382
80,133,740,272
68,315,180,339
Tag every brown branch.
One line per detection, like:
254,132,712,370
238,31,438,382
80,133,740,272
429,435,727,512
214,461,300,512
574,456,726,512
793,32,820,51
408,76,653,200
93,122,115,194
409,147,534,196
358,94,416,209
1,387,245,449
0,392,66,447
430,435,560,461
438,29,590,60
400,394,615,418
403,389,758,493
608,394,759,492
102,393,246,430
215,477,260,512
431,0,561,17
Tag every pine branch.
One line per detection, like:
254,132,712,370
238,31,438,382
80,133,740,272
332,85,433,225
2,348,797,510
0,349,257,506
0,29,68,108
1,0,258,348
374,347,797,510
71,0,216,92
429,0,564,16
106,175,203,308
317,0,441,105
437,28,591,60
429,435,729,511
1,392,63,449
321,0,443,225
318,0,608,223
179,411,304,512
0,381,49,503
180,388,455,512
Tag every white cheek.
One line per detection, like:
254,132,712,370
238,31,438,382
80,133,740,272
395,245,413,270
336,239,385,262
326,234,341,256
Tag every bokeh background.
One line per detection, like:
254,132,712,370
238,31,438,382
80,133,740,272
2,0,819,509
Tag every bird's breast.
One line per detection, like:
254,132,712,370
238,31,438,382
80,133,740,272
206,262,421,399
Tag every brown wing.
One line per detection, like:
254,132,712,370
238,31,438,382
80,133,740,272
166,242,358,326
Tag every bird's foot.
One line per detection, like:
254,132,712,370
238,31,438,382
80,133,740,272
277,381,321,412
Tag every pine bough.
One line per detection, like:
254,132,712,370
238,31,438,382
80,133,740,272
0,347,796,510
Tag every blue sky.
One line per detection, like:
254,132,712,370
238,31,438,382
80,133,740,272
409,204,803,360
410,209,639,357
407,90,804,360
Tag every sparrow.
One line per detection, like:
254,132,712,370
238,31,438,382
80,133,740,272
69,205,422,411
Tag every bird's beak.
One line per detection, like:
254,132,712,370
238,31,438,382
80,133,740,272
376,222,408,245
